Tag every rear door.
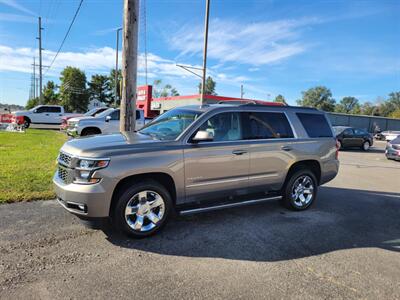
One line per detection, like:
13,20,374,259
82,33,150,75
183,112,250,203
244,111,296,192
47,106,63,124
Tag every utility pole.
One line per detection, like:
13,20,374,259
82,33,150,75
200,0,210,105
120,0,139,132
240,84,244,99
37,17,43,104
32,57,36,99
114,27,122,107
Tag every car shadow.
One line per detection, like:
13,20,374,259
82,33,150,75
102,186,400,262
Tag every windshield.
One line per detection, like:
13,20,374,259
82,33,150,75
139,108,203,140
84,108,106,116
333,127,347,135
95,108,115,118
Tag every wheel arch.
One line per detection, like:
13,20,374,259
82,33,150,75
81,126,102,135
284,160,322,187
109,172,177,217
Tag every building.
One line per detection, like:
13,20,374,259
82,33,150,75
136,85,283,118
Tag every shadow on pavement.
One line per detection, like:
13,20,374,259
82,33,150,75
103,186,400,261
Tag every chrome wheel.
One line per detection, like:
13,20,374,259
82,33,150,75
291,175,314,207
124,190,165,232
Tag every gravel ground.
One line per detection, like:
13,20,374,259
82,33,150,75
0,141,399,299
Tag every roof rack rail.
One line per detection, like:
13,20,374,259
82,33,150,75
217,100,257,105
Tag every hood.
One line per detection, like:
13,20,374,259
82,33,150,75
60,132,173,157
68,116,95,123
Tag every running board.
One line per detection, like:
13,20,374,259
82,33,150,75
179,196,282,216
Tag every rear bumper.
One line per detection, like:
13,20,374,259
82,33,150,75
386,149,400,161
320,159,339,185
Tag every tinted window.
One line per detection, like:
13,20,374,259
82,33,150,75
48,107,61,113
198,112,242,141
243,112,294,139
136,110,141,119
110,110,120,120
296,113,333,138
354,128,368,135
343,128,354,135
35,106,50,113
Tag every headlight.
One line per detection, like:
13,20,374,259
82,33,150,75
73,158,110,184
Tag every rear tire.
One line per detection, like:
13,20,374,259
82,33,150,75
337,140,342,150
282,169,317,211
112,180,172,238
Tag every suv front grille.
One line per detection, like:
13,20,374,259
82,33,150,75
59,151,72,166
58,165,73,184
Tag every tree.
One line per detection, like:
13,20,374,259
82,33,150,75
108,69,122,105
198,76,217,95
26,97,39,109
152,79,180,98
274,94,287,105
88,74,112,104
390,108,400,119
297,86,336,112
42,81,59,105
59,66,89,113
335,96,360,114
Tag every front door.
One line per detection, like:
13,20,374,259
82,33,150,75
105,109,120,133
184,112,249,203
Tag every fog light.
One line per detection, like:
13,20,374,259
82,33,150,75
79,170,90,179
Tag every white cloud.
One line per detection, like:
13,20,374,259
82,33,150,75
170,17,320,66
0,0,36,16
0,12,36,23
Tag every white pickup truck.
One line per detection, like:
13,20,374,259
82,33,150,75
13,105,75,128
66,108,148,137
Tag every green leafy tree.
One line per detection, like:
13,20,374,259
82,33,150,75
153,79,180,98
379,92,400,117
26,97,39,109
88,74,112,104
390,108,400,119
297,86,336,112
198,76,217,95
42,81,59,105
59,66,89,113
274,94,287,105
335,96,360,114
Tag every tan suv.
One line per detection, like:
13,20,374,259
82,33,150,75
54,104,339,238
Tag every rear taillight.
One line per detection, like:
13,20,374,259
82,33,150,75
335,139,340,159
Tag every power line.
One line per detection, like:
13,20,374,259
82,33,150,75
44,0,84,75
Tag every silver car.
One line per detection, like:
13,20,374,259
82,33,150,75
54,104,339,238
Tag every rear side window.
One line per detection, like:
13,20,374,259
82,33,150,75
48,107,61,113
297,113,333,138
244,112,294,139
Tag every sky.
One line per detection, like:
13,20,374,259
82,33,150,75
0,0,399,107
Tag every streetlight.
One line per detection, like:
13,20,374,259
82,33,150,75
115,27,122,107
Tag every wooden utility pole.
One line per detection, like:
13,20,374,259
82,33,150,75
200,0,210,105
120,0,139,132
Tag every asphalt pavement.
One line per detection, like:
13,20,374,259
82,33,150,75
0,141,399,299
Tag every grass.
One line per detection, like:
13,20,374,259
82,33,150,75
0,129,67,203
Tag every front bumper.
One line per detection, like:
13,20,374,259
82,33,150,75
53,173,112,218
386,149,400,161
66,128,79,137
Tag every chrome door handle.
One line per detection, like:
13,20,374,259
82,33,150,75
281,146,292,151
232,150,247,155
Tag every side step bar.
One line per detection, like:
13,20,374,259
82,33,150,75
179,195,282,216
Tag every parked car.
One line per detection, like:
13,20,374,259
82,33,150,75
333,126,373,151
54,104,339,238
381,131,400,142
13,105,75,128
385,137,400,161
60,107,109,130
66,108,146,137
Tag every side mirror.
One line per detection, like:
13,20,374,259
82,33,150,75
105,115,112,122
192,130,213,142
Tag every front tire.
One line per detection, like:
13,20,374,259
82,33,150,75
112,180,172,238
361,141,370,151
23,118,30,129
282,169,317,211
